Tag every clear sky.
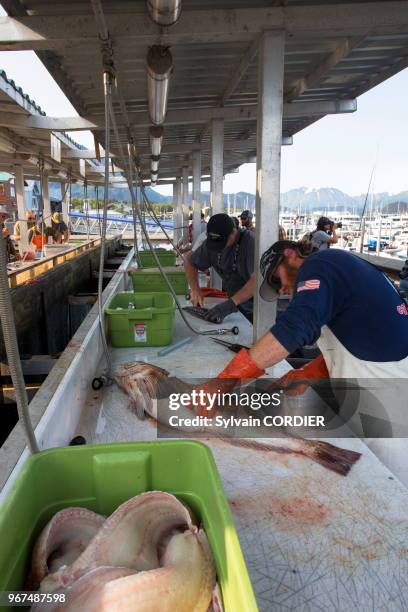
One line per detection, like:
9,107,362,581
0,21,407,198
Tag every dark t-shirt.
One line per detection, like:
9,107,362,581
189,229,255,282
51,220,68,237
271,249,408,361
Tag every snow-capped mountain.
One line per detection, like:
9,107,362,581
53,182,408,213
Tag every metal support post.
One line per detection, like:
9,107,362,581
192,150,202,244
210,118,224,215
211,118,224,289
173,176,182,245
61,181,70,226
14,165,28,253
182,165,189,243
41,171,52,226
253,30,285,342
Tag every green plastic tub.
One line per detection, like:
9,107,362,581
105,291,176,347
0,441,257,612
138,248,176,268
130,266,188,295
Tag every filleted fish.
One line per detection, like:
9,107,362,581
113,361,361,476
29,492,217,612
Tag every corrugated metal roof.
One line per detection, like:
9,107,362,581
1,1,408,181
0,65,103,182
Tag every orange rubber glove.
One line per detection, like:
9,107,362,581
200,288,228,299
275,355,329,396
191,349,265,417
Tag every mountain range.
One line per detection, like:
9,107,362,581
55,184,408,214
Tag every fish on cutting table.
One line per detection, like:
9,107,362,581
114,361,199,427
29,508,105,590
113,361,361,476
40,491,194,593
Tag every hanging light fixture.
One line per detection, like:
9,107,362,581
149,126,164,156
147,45,173,126
146,0,182,26
151,155,160,173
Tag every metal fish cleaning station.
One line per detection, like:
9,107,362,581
1,1,408,610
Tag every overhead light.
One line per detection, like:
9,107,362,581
151,155,160,173
147,45,173,126
147,0,182,26
149,126,164,156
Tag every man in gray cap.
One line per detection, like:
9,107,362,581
184,213,255,322
239,210,254,231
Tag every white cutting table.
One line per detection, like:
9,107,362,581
74,300,408,612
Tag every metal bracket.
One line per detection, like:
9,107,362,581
99,33,116,80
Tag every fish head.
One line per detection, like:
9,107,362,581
113,361,170,383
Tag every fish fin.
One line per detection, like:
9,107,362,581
208,582,224,612
129,399,145,420
305,440,361,476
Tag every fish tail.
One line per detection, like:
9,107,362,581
305,440,361,476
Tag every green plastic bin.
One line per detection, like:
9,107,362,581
130,266,188,295
138,248,176,268
105,291,176,347
0,441,257,612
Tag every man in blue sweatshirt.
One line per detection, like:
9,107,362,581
195,241,408,476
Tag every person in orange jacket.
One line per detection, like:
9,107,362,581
28,222,53,252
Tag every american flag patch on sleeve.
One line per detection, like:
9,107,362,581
297,279,321,293
397,303,408,315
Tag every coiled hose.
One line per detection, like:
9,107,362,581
96,72,114,375
0,237,39,453
139,183,185,258
127,144,140,266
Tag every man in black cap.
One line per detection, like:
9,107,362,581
239,210,254,231
184,213,255,323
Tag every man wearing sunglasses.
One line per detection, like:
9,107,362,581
239,210,254,231
191,239,408,415
184,213,255,323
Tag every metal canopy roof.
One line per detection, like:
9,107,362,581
0,68,105,183
1,1,408,182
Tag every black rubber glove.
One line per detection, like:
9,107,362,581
204,298,238,323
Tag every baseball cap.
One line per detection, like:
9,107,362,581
0,206,10,217
239,210,253,220
206,213,235,252
259,240,301,301
317,216,333,229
